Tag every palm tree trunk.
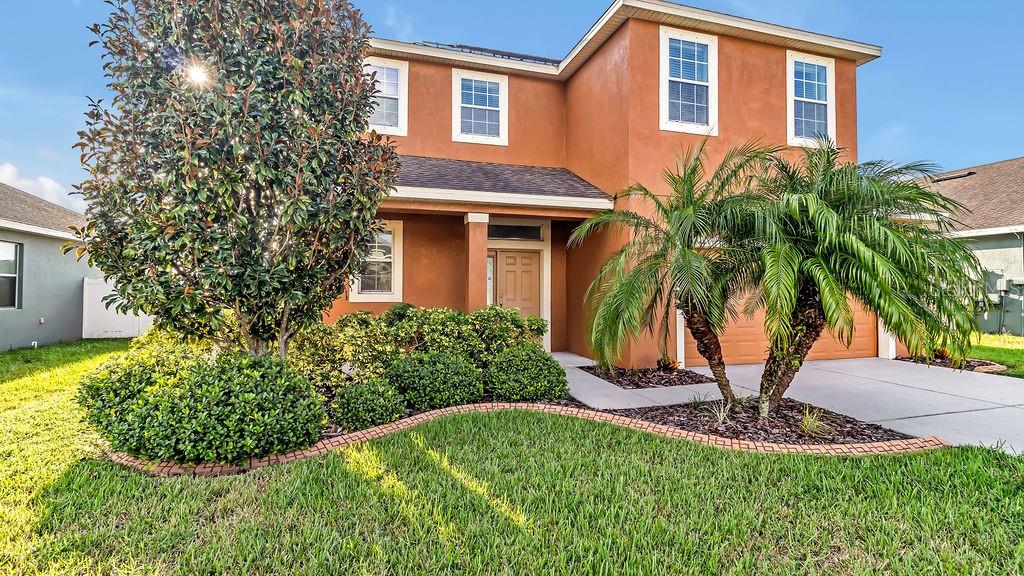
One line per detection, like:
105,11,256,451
682,308,739,409
758,284,827,417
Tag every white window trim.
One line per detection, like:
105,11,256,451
349,220,404,303
451,68,509,147
0,241,19,310
659,26,719,137
786,50,837,148
365,56,409,137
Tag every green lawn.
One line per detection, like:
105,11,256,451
2,341,1024,574
973,333,1024,378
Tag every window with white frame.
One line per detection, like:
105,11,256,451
350,220,403,303
0,241,19,309
787,51,836,147
365,57,408,137
452,69,509,146
660,27,718,136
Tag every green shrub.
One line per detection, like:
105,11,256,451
379,302,416,327
289,323,353,399
393,307,486,361
331,379,406,432
486,343,569,402
335,315,402,380
468,306,546,363
79,351,326,465
386,351,483,411
525,316,549,339
130,325,212,359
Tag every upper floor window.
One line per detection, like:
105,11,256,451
365,57,408,137
787,51,836,147
349,220,403,303
0,241,19,309
452,69,509,146
660,27,718,136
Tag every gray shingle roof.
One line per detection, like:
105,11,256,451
926,156,1024,231
0,182,85,235
398,155,609,200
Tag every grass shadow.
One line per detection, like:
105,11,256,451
0,339,130,384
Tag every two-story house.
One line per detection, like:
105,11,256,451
328,0,885,368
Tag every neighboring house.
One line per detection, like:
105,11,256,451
330,0,887,367
931,156,1024,336
0,183,100,350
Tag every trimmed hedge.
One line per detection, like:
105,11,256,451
467,306,547,364
288,322,353,399
79,344,326,465
486,343,570,402
331,379,406,432
386,351,484,411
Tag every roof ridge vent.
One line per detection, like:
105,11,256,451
933,171,977,183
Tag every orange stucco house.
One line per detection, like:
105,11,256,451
328,0,889,368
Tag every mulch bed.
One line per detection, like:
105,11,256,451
896,356,1003,372
579,365,716,389
609,397,912,445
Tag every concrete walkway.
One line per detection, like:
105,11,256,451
555,353,724,409
556,353,1024,454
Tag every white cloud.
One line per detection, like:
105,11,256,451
383,5,415,41
0,162,85,213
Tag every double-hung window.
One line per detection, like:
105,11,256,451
452,69,509,146
660,27,718,136
365,57,408,137
787,51,836,147
349,220,403,303
0,241,19,309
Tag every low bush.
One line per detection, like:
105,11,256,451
331,379,406,432
392,307,486,361
289,322,353,399
80,349,326,465
386,351,484,411
468,306,547,364
379,302,416,327
525,316,549,339
486,343,569,402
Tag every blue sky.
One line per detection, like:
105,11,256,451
1,0,1021,211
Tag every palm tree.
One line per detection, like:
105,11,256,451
568,140,776,408
749,139,984,416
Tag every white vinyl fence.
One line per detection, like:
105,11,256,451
83,278,153,339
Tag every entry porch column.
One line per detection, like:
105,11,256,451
464,213,490,311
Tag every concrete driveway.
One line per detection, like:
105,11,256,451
695,358,1024,454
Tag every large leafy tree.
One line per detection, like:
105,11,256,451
749,141,984,416
71,0,400,356
569,141,776,407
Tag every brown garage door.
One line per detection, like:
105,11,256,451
683,304,877,366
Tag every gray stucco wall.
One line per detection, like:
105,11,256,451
0,229,101,351
969,233,1024,336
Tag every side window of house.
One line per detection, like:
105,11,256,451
365,57,408,137
660,27,718,136
0,241,19,309
350,220,403,303
787,51,836,147
452,69,509,146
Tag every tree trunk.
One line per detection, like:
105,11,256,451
683,308,739,410
758,283,828,417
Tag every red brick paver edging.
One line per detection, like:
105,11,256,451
106,403,948,477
